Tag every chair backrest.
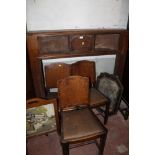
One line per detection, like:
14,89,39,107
71,60,96,87
96,72,123,113
44,63,71,89
57,76,89,110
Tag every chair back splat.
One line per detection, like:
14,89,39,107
57,75,89,110
71,60,96,87
44,63,71,98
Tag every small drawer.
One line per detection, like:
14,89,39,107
70,35,93,51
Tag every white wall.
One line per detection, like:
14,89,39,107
27,0,129,31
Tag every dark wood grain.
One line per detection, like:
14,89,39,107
70,35,94,51
38,35,69,54
114,31,128,80
27,35,45,97
45,63,71,89
71,60,96,87
27,29,127,36
37,50,116,60
26,50,35,99
57,76,89,110
95,34,120,50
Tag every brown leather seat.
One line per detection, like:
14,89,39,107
61,108,105,142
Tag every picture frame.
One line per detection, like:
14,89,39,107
26,98,58,138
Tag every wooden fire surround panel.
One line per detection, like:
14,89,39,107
27,29,129,97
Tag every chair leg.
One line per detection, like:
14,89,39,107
26,139,28,155
98,132,107,155
62,142,69,155
104,102,110,124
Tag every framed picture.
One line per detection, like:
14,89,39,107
26,98,58,138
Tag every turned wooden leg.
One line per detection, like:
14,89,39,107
104,102,110,124
98,132,107,155
62,142,69,155
26,139,28,155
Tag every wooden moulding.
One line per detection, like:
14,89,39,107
27,29,127,36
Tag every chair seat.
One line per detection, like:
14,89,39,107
90,88,109,108
61,108,106,143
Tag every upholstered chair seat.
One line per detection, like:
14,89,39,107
61,108,106,142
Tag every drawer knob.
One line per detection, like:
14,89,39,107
82,42,85,46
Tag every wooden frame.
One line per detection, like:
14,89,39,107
27,29,128,98
26,98,59,138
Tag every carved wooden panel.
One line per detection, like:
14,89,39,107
70,35,93,51
38,35,69,54
95,34,120,50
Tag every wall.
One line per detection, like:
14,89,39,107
27,0,129,31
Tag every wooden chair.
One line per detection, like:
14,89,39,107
44,63,71,98
57,76,108,155
71,60,110,124
96,72,123,115
44,61,109,124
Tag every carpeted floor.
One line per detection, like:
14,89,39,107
27,111,129,155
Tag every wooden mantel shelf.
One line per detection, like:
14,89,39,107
27,28,127,36
37,50,117,60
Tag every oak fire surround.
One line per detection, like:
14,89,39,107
27,29,128,97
